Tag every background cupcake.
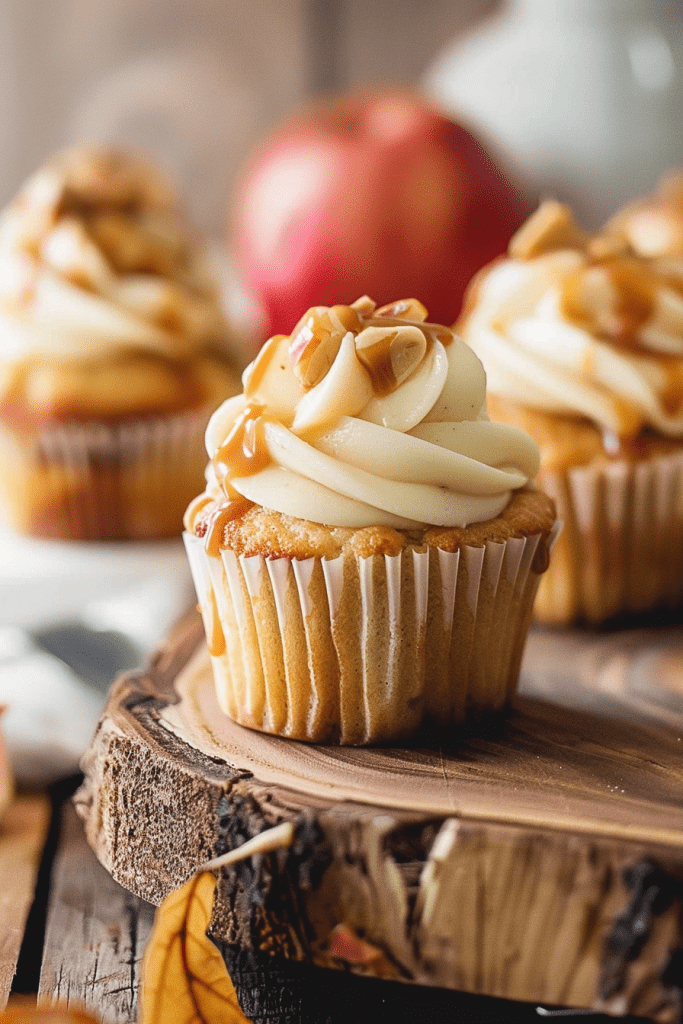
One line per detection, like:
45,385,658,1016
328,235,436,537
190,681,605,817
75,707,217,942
459,200,683,625
0,145,241,540
184,296,556,745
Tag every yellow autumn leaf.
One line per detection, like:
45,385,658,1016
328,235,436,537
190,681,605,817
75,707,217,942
139,871,253,1024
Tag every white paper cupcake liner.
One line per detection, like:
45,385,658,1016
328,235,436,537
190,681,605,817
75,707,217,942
536,451,683,624
184,521,560,746
0,406,212,540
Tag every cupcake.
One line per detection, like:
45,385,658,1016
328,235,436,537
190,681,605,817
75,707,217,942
184,296,556,745
0,146,241,540
459,199,683,625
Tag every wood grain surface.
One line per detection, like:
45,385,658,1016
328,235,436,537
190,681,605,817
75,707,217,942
38,802,154,1024
76,612,683,1021
161,645,683,846
0,795,50,1009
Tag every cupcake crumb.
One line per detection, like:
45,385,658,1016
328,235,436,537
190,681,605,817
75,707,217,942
202,489,556,561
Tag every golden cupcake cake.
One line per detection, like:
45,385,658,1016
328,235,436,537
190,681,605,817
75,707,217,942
184,296,557,745
0,145,241,540
459,199,683,625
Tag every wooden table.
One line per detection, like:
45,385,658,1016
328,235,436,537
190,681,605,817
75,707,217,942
0,787,153,1023
2,615,683,1024
1,787,625,1024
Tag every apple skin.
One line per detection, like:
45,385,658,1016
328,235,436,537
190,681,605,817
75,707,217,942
231,90,528,339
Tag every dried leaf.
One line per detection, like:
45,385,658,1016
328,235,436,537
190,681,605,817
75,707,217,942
139,871,252,1024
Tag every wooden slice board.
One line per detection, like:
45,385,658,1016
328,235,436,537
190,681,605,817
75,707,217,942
76,613,683,1023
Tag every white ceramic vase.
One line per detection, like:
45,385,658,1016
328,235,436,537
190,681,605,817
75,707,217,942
425,0,683,226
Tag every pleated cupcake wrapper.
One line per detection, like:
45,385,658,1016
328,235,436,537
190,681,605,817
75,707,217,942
184,520,560,746
536,450,683,624
0,406,211,540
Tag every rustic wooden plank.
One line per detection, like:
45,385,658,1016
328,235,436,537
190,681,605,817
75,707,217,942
38,802,154,1024
0,795,50,1008
162,646,683,846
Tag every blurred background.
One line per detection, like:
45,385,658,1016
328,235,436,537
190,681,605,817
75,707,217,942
2,0,683,236
0,0,497,236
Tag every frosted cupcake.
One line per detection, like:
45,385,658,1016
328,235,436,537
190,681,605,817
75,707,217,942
0,146,241,540
184,296,556,745
459,200,683,625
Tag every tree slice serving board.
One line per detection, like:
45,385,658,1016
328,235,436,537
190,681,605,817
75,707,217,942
76,613,683,1023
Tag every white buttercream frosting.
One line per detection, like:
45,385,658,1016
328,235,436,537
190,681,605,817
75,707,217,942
461,202,683,440
201,298,540,529
0,146,229,366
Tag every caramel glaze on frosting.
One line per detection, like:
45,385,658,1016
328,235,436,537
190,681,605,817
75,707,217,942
459,200,683,470
0,146,238,426
186,296,546,546
607,170,683,259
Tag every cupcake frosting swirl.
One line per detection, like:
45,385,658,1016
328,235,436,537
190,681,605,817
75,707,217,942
196,297,539,530
460,200,683,441
0,146,228,365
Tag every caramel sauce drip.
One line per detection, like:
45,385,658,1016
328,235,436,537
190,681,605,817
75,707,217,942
213,401,273,485
532,532,552,574
559,253,683,434
366,315,452,348
356,331,399,397
204,495,254,556
561,256,656,351
204,588,226,656
432,327,455,347
658,268,683,299
183,493,213,534
243,335,287,398
660,357,683,415
610,395,643,440
331,303,362,334
204,402,275,549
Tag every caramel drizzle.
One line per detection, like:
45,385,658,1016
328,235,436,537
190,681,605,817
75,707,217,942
204,494,254,557
196,401,276,544
183,493,213,534
203,588,226,656
242,334,286,398
558,254,683,432
366,314,452,348
213,402,273,483
660,358,683,416
531,533,552,575
356,331,400,397
609,395,643,441
355,319,444,398
560,255,683,354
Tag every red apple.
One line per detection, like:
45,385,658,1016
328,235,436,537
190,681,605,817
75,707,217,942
231,90,528,338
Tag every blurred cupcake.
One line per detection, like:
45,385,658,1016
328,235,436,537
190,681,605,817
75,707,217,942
0,146,241,540
184,296,556,745
459,199,683,625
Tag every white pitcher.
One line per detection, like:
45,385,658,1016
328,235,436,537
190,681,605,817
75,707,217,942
425,0,683,226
